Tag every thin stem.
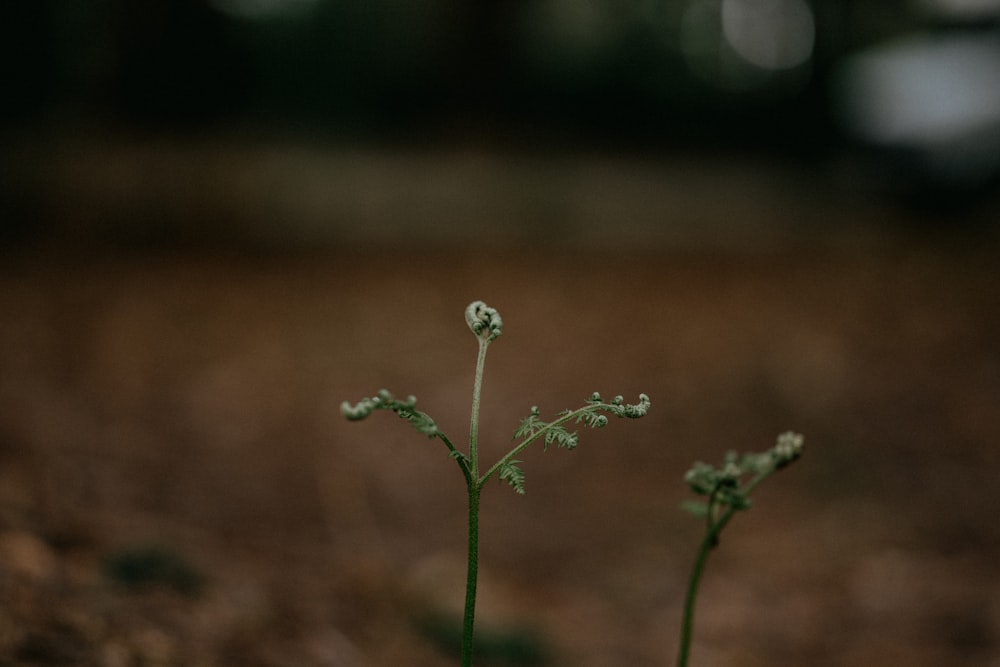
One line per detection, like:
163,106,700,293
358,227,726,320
462,334,490,666
468,337,490,479
677,500,737,667
461,481,481,667
435,432,474,484
740,466,773,498
677,465,777,667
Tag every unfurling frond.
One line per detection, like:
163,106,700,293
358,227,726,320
341,389,441,438
465,300,503,342
491,393,652,493
682,432,804,517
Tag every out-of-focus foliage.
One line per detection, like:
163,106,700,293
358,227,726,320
2,0,913,150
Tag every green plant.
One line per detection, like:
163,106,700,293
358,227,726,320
342,301,650,666
676,431,805,667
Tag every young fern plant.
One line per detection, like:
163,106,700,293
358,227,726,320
676,431,804,667
342,301,650,667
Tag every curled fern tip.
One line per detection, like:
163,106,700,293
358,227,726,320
340,400,370,421
465,301,503,341
772,431,804,468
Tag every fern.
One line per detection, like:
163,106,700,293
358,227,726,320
343,301,650,667
341,390,439,436
498,459,526,495
677,432,804,666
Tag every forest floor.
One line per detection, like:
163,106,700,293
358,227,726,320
1,143,999,666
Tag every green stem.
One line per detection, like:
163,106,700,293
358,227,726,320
677,466,777,667
740,467,773,498
468,337,489,479
462,481,481,667
461,335,490,666
678,501,735,667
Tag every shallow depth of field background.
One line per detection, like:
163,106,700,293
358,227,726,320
2,2,999,665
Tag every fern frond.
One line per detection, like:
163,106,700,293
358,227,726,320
542,425,578,450
465,300,503,341
513,407,543,440
341,389,441,438
498,459,526,495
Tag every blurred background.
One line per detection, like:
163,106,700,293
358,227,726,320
1,1,999,665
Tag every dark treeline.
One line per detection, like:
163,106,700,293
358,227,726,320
1,0,928,153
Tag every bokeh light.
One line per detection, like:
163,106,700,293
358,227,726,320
680,0,815,91
721,0,814,71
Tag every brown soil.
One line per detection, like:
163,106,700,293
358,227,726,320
1,179,999,665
